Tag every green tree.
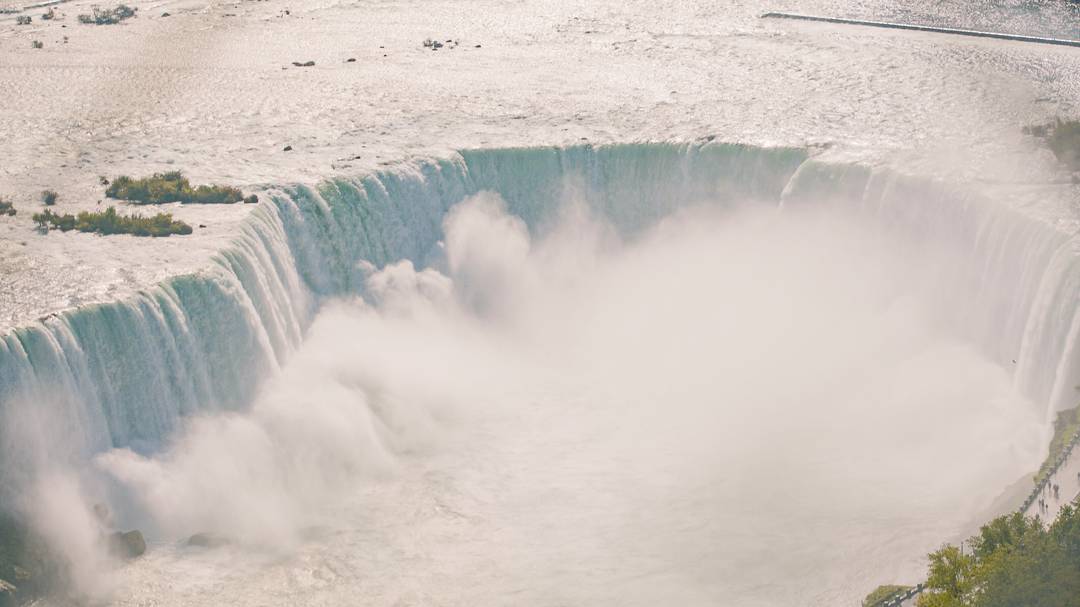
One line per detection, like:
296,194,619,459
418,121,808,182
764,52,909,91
918,505,1080,607
918,546,975,607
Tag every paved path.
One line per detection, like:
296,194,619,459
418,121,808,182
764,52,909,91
1024,437,1080,522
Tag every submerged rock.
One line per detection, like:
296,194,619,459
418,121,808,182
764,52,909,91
10,567,28,585
186,533,229,548
108,530,146,559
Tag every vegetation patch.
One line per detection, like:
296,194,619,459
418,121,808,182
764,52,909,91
1033,405,1080,487
105,171,245,204
863,585,912,607
77,5,137,25
40,190,57,206
15,15,30,25
1025,119,1080,171
0,198,15,217
918,507,1080,607
33,207,193,237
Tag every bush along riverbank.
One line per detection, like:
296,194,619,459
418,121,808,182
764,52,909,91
32,207,193,237
105,172,255,205
863,584,916,607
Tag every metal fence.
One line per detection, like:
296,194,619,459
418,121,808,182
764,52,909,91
1020,430,1080,515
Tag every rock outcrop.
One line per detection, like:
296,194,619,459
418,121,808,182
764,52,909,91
108,531,146,560
186,533,229,549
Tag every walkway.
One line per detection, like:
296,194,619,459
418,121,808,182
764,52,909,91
1023,434,1080,523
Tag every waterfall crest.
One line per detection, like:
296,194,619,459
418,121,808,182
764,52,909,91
2,143,1077,484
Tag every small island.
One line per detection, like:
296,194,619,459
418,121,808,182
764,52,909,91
106,171,255,205
32,207,193,237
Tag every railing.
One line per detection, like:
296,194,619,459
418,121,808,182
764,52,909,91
879,583,924,607
759,12,1080,48
1020,430,1080,515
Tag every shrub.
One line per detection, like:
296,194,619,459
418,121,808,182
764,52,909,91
41,8,55,20
105,172,244,204
187,184,244,204
1026,118,1080,171
1047,119,1080,171
40,190,57,205
31,40,43,49
863,585,911,607
78,5,136,25
0,198,15,217
32,210,52,231
15,15,30,25
32,207,192,237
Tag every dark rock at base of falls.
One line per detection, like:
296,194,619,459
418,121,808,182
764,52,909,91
107,531,146,560
0,578,16,607
186,533,229,549
0,516,50,605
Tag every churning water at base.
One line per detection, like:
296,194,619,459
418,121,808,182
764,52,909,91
105,195,1043,606
2,144,1078,605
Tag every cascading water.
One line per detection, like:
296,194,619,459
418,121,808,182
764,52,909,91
0,144,811,463
1,142,1078,604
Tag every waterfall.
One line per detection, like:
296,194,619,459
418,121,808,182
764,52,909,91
1,142,1078,493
